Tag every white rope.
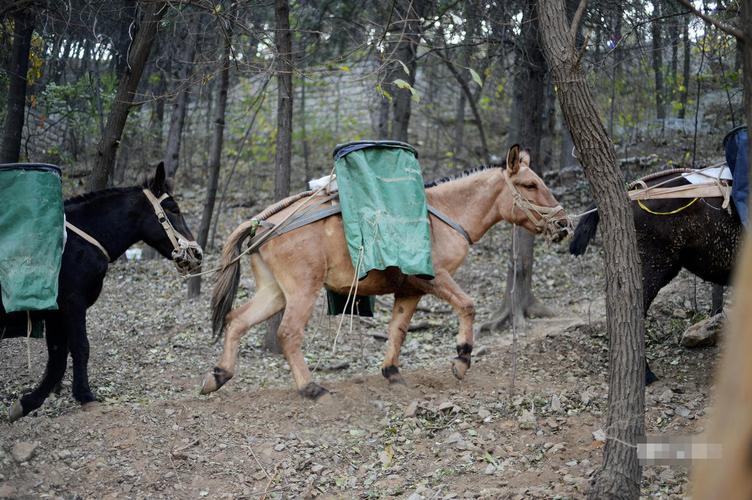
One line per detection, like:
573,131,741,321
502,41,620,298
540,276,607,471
26,311,32,372
510,227,518,395
331,246,364,355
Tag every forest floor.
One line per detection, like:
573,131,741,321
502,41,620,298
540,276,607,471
0,165,723,499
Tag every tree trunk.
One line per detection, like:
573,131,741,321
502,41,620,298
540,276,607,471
0,11,34,164
668,14,679,107
453,92,466,161
650,0,665,121
186,30,232,299
537,0,646,498
164,19,200,179
481,0,551,333
265,0,294,353
89,1,165,191
679,16,690,119
301,72,310,181
389,0,429,143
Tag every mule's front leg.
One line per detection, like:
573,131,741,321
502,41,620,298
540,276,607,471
11,326,69,422
381,295,421,385
67,311,96,405
408,271,475,380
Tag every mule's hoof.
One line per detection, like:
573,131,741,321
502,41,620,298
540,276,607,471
199,367,231,395
299,382,330,400
645,369,659,386
8,400,24,423
381,365,405,385
451,357,470,380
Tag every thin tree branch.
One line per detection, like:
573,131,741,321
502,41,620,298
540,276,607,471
569,0,588,42
675,0,746,41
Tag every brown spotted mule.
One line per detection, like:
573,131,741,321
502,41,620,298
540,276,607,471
201,145,570,398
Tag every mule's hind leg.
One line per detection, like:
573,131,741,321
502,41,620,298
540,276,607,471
200,288,285,394
10,324,69,422
642,259,681,385
381,295,421,385
201,257,285,395
272,277,327,399
407,270,475,380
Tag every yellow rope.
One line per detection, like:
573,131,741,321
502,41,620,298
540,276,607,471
637,197,699,215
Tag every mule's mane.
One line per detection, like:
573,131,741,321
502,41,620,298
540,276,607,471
64,176,168,207
64,186,139,207
424,161,506,188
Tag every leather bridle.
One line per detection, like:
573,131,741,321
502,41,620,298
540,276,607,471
502,169,572,238
141,189,203,273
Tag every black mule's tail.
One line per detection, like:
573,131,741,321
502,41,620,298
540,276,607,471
569,204,599,255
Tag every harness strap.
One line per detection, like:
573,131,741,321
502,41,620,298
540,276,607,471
427,206,473,244
65,222,111,261
249,199,473,247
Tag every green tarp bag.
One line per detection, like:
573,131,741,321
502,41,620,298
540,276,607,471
333,141,434,280
0,164,64,315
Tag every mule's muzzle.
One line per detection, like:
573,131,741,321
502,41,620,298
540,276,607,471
550,217,573,243
173,240,203,275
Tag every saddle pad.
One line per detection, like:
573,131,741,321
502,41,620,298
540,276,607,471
682,166,732,185
0,164,64,312
333,141,434,280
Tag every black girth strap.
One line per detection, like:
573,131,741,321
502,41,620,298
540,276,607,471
427,206,473,244
267,200,473,245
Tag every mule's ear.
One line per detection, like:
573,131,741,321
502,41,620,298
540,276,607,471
150,161,167,193
519,150,531,169
506,144,521,175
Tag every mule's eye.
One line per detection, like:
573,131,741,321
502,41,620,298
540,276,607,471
523,183,537,190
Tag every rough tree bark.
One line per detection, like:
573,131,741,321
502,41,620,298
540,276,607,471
186,30,232,299
264,0,294,353
537,0,646,497
390,0,429,143
89,1,165,190
0,10,34,164
650,0,666,121
164,16,201,179
679,16,690,119
480,0,551,333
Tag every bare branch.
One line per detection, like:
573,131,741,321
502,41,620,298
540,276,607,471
675,0,746,41
568,0,588,42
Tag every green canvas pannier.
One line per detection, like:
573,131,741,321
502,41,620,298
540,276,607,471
333,141,434,282
0,164,64,321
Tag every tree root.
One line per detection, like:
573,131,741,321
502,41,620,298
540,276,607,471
479,297,556,334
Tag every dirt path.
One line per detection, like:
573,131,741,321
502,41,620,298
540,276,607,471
0,226,720,498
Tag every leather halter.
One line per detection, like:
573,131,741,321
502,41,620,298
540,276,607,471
141,189,196,251
502,169,569,235
64,189,201,266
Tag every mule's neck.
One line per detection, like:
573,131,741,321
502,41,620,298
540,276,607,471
64,188,146,261
426,168,505,243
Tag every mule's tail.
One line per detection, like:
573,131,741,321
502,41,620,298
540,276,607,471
211,220,257,341
569,204,599,256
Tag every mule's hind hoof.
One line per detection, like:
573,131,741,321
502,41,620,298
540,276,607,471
381,365,405,385
451,357,470,380
8,400,24,423
199,367,232,395
299,382,330,400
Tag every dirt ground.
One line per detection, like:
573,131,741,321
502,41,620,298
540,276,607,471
0,179,723,499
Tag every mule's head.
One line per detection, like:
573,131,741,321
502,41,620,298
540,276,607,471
498,145,571,241
141,162,203,274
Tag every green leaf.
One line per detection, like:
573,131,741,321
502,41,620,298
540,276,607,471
470,68,483,87
397,60,410,76
339,65,350,72
393,79,420,102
